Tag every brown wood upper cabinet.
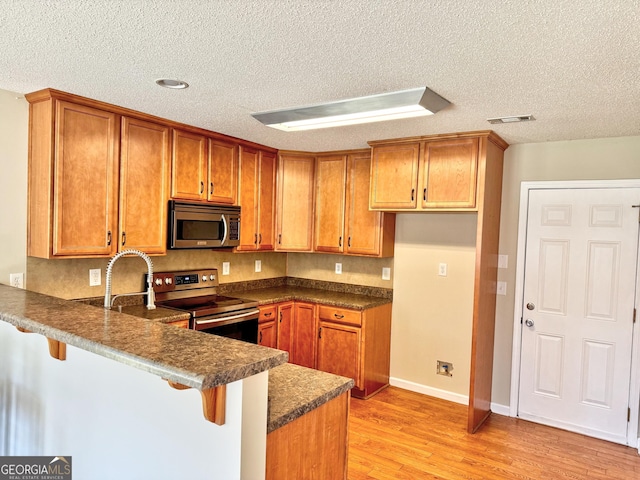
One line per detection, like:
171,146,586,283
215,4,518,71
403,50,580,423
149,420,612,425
26,90,170,258
237,146,276,251
275,153,315,251
369,134,481,211
237,147,276,251
171,130,239,204
315,151,395,257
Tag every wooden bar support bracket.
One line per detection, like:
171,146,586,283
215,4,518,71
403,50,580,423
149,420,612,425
166,380,226,425
15,326,66,361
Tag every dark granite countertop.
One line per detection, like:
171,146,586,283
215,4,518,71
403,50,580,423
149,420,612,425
238,286,392,310
267,363,353,433
0,284,287,390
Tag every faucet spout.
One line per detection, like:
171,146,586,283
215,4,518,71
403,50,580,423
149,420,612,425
104,249,156,310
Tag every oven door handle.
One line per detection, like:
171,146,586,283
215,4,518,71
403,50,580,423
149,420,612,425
194,309,259,327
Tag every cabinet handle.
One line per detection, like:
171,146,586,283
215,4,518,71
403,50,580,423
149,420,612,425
121,232,126,246
318,327,322,339
259,331,263,343
279,312,283,323
423,188,427,201
348,237,351,248
411,188,415,201
264,312,273,318
210,182,214,195
200,181,204,194
334,313,344,319
339,236,342,247
278,234,282,245
259,233,262,244
107,230,112,246
254,233,258,245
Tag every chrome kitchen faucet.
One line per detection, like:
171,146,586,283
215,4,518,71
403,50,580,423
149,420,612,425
104,249,156,310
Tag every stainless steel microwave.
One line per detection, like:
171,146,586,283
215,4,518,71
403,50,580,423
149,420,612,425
168,201,240,249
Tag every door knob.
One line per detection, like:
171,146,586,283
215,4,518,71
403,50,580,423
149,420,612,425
526,303,535,311
525,319,534,327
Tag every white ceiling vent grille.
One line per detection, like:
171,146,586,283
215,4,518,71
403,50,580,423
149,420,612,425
487,115,535,124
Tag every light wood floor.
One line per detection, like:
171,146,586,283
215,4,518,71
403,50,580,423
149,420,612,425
348,387,640,479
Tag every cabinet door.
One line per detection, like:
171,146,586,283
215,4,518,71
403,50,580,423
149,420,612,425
314,155,346,253
345,152,390,256
208,138,238,204
317,321,362,388
237,146,259,250
53,101,119,256
421,137,479,209
257,151,276,251
369,143,420,210
291,303,317,369
276,154,315,251
119,117,170,254
276,302,294,354
171,129,207,201
258,321,277,348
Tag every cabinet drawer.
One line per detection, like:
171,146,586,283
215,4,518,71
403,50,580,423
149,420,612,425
317,306,361,327
259,305,277,323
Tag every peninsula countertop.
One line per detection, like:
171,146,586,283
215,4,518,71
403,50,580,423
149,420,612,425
0,284,287,390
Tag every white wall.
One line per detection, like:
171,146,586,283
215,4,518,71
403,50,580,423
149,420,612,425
0,90,28,287
0,320,268,480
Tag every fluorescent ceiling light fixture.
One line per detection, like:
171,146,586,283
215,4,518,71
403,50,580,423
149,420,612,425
251,87,451,131
155,78,189,89
487,114,535,124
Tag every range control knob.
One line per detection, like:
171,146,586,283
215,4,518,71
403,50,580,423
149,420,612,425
202,275,207,282
210,274,215,281
165,277,172,285
154,278,162,286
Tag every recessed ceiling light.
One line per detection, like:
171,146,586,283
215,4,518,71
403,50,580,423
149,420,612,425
155,78,189,89
251,87,451,131
487,115,535,124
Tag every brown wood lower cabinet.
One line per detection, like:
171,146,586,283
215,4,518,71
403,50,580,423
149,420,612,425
261,300,392,399
266,392,349,480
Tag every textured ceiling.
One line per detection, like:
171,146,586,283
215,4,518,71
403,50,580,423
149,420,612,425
1,0,639,151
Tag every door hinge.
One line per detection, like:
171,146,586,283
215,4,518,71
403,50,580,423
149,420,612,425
628,407,631,422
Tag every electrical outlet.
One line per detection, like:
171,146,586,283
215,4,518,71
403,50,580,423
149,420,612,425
382,267,391,280
438,263,447,277
335,263,342,274
497,281,507,296
222,262,230,275
255,260,262,273
437,360,453,377
498,255,508,269
89,269,101,287
9,273,24,289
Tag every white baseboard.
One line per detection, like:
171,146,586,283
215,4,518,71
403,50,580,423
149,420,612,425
389,377,468,405
389,377,512,417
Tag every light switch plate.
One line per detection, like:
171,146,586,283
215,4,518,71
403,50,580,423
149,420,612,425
10,273,24,289
255,260,262,273
89,269,101,287
498,255,508,269
335,263,342,274
382,267,391,280
222,262,230,275
497,281,507,296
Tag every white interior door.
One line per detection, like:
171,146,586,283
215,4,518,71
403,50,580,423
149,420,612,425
518,187,640,444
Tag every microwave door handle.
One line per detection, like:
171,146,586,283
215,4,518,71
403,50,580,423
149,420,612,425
221,214,228,245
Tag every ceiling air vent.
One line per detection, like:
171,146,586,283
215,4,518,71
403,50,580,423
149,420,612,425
487,114,535,124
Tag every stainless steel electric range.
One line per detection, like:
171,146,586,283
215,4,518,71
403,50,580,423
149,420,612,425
151,269,259,343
